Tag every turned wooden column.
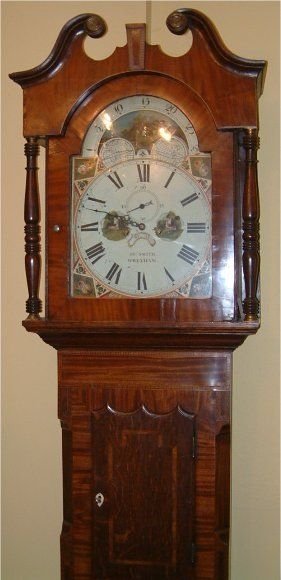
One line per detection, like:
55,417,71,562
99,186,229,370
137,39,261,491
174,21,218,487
242,128,260,321
24,137,42,318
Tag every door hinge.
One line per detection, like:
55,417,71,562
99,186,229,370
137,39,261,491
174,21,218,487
191,542,196,565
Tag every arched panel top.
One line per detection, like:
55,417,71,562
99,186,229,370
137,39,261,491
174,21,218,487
64,73,219,153
9,10,267,136
93,403,195,421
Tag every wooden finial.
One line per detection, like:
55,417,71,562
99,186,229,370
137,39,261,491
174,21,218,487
85,15,107,38
166,10,189,35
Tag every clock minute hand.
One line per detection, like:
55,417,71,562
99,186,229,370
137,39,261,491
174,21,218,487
85,208,129,220
85,207,145,230
85,208,110,215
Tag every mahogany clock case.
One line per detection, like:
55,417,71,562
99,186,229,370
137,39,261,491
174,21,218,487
9,7,267,580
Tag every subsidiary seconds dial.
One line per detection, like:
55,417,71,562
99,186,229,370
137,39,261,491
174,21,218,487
74,159,211,297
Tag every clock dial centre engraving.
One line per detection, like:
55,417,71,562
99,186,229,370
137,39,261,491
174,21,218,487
126,187,159,223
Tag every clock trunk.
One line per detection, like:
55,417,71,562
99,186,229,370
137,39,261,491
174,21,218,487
59,350,230,580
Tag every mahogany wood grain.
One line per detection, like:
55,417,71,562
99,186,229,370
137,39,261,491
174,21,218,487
58,350,231,389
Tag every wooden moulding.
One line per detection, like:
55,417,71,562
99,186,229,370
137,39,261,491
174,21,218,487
22,319,260,351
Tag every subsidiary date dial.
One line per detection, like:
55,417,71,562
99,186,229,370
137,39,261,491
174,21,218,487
74,159,211,297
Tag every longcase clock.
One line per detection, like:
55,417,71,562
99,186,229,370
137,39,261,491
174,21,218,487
10,9,266,579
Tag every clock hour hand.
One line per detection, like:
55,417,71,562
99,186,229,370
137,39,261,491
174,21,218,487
127,201,153,213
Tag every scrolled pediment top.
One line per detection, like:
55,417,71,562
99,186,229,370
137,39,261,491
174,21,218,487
9,13,107,88
166,8,267,95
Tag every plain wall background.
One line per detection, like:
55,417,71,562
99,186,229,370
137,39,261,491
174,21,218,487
2,2,280,579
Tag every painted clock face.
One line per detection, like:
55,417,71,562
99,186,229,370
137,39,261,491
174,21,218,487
71,95,212,298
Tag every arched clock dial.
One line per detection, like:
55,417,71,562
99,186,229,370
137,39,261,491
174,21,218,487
82,95,199,158
73,158,211,297
72,94,212,298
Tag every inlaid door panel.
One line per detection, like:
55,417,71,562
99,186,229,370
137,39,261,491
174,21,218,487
91,404,195,579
